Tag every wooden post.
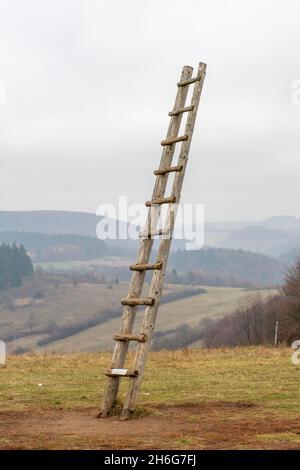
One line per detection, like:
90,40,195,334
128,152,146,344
274,320,279,348
0,340,6,368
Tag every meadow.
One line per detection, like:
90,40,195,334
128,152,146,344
0,347,299,449
0,275,275,353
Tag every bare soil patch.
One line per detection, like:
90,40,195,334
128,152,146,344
1,401,300,450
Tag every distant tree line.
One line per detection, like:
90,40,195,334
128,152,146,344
0,231,111,263
152,259,300,351
0,243,33,290
170,247,285,287
152,317,212,351
202,259,300,348
166,268,254,288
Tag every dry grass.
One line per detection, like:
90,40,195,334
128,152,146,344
35,286,275,352
1,347,300,449
0,347,298,412
1,280,192,352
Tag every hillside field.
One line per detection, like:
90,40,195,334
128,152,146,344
0,275,276,353
43,285,275,352
0,347,300,449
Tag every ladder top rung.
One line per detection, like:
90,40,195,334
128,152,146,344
177,75,203,87
168,105,194,116
105,368,138,377
154,165,183,176
121,297,155,306
161,135,188,146
145,196,176,207
113,333,147,342
130,261,163,271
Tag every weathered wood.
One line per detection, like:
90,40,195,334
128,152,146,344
177,75,202,87
130,262,162,271
139,227,170,238
161,134,188,146
113,333,147,342
105,368,138,377
99,64,198,419
154,165,183,176
168,105,194,116
120,62,207,420
145,196,176,207
121,298,155,306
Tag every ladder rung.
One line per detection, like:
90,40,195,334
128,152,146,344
113,333,147,342
105,368,138,377
145,196,176,207
130,261,163,271
139,228,170,238
169,105,194,116
121,297,155,306
161,134,188,146
154,165,183,176
177,75,202,87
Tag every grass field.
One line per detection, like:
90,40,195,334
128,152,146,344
44,285,275,352
34,256,133,270
0,347,299,449
1,279,192,352
1,278,275,353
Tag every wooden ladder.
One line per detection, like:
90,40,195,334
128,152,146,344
100,62,207,420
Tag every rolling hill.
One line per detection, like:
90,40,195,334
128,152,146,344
218,225,300,258
0,210,138,253
279,246,300,265
170,246,285,287
0,231,110,262
1,211,300,258
0,273,275,354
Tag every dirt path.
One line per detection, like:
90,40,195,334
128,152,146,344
1,401,300,450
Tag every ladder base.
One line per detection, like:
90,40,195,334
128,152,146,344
120,408,133,421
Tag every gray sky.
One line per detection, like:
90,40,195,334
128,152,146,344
0,0,299,221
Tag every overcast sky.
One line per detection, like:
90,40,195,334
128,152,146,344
0,0,299,221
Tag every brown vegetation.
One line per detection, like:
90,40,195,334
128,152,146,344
203,259,300,348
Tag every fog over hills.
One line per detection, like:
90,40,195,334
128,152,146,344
207,216,300,258
0,210,299,260
0,210,104,236
0,210,139,253
218,225,300,258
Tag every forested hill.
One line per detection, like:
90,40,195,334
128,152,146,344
0,210,99,236
0,232,110,263
170,247,285,287
0,210,138,253
0,244,34,289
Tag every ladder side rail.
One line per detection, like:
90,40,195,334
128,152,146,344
171,63,206,204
